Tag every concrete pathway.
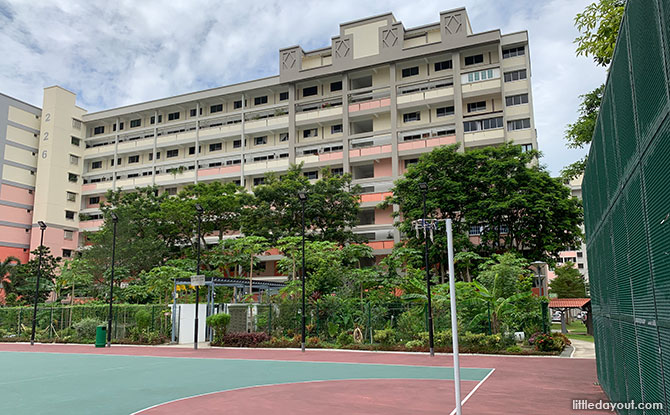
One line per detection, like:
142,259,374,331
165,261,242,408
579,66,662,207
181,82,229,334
570,338,596,358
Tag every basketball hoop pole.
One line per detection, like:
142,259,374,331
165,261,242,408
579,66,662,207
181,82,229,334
447,219,462,415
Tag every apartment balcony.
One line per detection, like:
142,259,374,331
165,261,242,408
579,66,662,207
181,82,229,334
295,98,343,125
197,164,242,179
464,127,505,144
79,219,104,232
396,78,453,109
115,174,155,189
348,87,391,116
244,107,289,133
461,78,501,98
81,181,114,195
349,135,392,160
243,158,290,174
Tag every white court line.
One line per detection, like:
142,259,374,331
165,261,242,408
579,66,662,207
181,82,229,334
449,368,496,415
129,377,477,415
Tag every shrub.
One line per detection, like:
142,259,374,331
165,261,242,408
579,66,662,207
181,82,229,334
220,332,270,347
206,313,231,340
73,318,101,340
459,332,508,353
261,335,301,348
135,310,151,331
533,332,567,352
336,331,353,346
405,339,425,349
373,328,397,346
396,308,425,340
418,330,452,348
506,345,523,353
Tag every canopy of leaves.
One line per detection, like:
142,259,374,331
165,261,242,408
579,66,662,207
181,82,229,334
8,247,61,304
574,0,626,67
549,262,587,298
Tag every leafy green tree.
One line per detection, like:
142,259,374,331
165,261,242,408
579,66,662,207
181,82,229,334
10,247,60,304
141,265,192,304
57,258,95,302
384,145,583,265
549,262,587,298
232,236,270,296
562,0,625,180
0,256,20,306
477,253,532,299
454,251,482,282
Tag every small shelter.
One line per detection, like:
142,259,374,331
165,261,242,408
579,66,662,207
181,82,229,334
549,298,592,335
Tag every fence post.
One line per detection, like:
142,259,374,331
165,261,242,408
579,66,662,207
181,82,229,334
268,303,272,335
541,301,549,334
18,308,22,335
487,303,492,335
368,302,372,344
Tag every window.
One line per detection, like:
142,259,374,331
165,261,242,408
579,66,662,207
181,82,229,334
302,148,318,156
279,153,289,159
357,210,375,225
505,93,529,106
331,167,344,176
521,143,533,153
304,171,318,180
150,115,163,124
189,146,196,155
130,119,141,128
351,76,372,90
303,128,318,138
330,81,342,92
434,60,453,71
233,100,242,109
504,69,527,82
110,158,121,166
507,118,531,131
401,66,419,78
253,177,265,186
502,46,525,59
168,112,180,121
210,104,223,113
303,86,318,97
233,140,242,148
62,249,73,258
464,69,496,83
127,155,139,164
72,119,82,130
71,137,81,146
254,136,268,146
165,187,177,196
190,109,197,117
112,122,124,132
469,225,482,236
578,263,584,269
93,126,105,135
254,96,268,106
463,117,503,132
279,91,289,101
279,133,289,142
464,54,484,66
70,155,80,165
148,152,161,161
166,149,178,158
404,159,419,168
91,160,102,169
65,210,76,220
89,196,100,204
226,159,241,165
436,106,454,117
64,230,74,241
577,252,583,258
208,162,222,168
66,192,76,202
209,143,222,152
403,112,421,122
467,101,487,113
331,124,343,134
68,173,78,183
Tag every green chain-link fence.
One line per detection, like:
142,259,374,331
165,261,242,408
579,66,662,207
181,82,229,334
582,0,670,410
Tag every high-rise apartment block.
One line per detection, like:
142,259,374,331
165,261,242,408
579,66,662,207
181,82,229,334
0,8,537,276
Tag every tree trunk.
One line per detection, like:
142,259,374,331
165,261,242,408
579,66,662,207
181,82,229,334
249,257,254,332
69,284,75,326
465,266,471,283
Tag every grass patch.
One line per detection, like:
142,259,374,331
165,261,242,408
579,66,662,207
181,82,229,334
552,321,593,342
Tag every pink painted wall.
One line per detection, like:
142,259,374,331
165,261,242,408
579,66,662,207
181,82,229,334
0,184,34,206
79,219,104,230
198,165,241,177
29,227,78,257
318,152,343,162
374,158,392,177
0,205,33,225
0,225,31,245
374,207,394,225
366,240,395,250
360,192,393,203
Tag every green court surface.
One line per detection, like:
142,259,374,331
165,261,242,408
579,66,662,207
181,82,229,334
0,351,492,414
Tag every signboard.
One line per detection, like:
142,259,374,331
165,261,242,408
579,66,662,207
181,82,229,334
191,275,206,286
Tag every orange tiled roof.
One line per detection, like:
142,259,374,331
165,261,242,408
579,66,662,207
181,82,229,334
549,298,591,309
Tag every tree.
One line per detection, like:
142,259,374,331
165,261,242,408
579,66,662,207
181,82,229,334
477,253,532,299
242,164,362,244
57,258,95,303
9,247,61,304
232,236,270,297
384,145,583,265
141,265,192,304
549,263,587,298
561,0,625,180
454,251,482,282
0,256,20,306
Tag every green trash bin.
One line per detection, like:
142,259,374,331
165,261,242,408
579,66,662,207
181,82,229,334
95,325,107,348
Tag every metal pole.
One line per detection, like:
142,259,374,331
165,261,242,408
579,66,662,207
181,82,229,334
171,278,177,343
301,197,306,353
194,212,201,350
30,226,46,346
422,189,435,356
446,219,462,415
107,218,117,347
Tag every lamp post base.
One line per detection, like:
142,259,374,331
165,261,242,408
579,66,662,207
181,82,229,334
30,340,34,346
430,347,434,357
301,342,305,352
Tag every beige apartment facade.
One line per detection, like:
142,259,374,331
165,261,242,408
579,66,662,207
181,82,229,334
1,8,538,277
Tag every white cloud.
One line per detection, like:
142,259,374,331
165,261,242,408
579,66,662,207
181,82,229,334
0,0,606,175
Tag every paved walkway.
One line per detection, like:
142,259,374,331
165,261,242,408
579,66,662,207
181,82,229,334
571,338,596,358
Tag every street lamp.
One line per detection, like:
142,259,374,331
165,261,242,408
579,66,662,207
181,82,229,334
106,211,118,347
30,221,47,346
297,191,307,353
531,261,547,297
194,203,204,350
418,182,435,357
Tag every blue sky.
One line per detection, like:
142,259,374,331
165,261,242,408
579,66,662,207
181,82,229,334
0,0,606,176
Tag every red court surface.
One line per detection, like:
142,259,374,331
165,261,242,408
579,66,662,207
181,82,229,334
0,343,610,414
